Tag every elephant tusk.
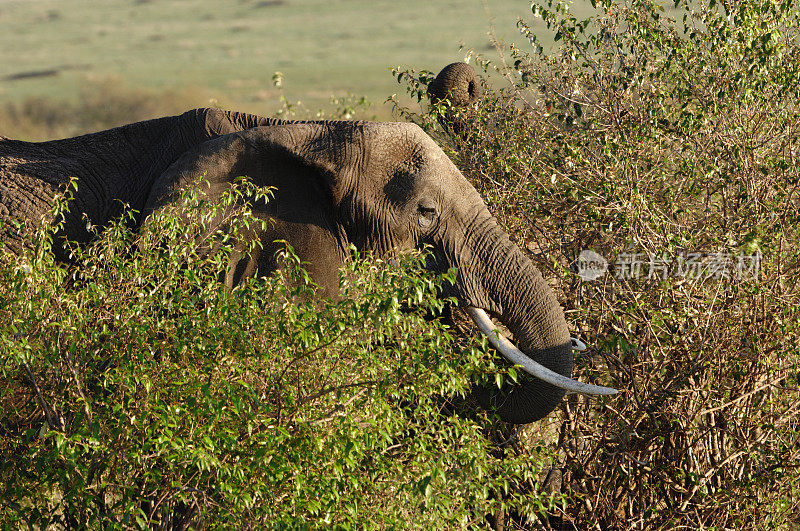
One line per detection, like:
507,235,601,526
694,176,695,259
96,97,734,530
571,337,587,351
465,307,618,396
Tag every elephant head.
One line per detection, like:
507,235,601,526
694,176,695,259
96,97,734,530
146,119,615,424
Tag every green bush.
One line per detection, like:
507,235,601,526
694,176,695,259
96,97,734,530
0,179,560,528
394,0,800,527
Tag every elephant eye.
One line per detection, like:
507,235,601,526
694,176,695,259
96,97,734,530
417,201,439,229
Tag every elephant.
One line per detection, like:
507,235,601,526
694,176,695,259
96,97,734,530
427,61,482,108
0,106,615,424
426,62,482,138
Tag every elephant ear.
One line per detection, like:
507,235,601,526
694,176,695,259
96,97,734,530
244,122,366,204
142,121,384,294
144,121,370,213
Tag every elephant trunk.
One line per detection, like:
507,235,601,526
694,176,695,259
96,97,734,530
453,214,576,424
484,256,574,423
427,63,481,108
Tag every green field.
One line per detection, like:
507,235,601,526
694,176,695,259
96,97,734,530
0,0,593,127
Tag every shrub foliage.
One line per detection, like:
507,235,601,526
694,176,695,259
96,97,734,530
0,180,560,528
393,0,800,527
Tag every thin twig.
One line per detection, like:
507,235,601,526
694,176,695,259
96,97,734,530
22,361,60,431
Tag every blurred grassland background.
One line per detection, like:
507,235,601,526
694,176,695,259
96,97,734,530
0,0,592,140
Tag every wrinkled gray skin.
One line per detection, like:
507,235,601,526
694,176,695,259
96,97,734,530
0,107,572,424
427,62,482,107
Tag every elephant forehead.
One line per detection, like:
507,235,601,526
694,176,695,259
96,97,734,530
233,121,473,194
365,123,465,179
367,122,444,158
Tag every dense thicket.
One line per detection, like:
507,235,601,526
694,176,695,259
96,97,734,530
394,0,800,527
1,180,562,528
